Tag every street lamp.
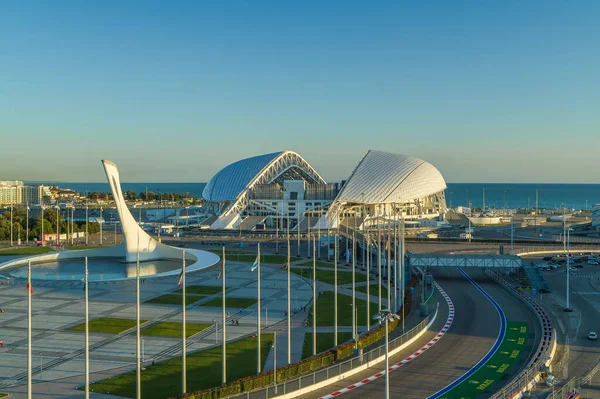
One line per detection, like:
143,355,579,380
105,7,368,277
374,309,400,399
56,205,60,248
272,331,278,393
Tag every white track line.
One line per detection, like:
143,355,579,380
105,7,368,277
318,282,454,399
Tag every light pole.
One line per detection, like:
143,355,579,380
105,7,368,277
214,319,218,344
40,202,45,246
275,201,279,254
272,331,277,393
85,190,89,246
56,205,60,248
263,306,268,326
100,206,103,245
10,203,13,247
26,203,29,244
374,309,400,399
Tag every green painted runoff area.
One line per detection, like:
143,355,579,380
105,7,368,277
175,285,225,295
146,294,206,306
302,332,354,359
200,297,257,308
70,318,147,334
439,321,531,399
141,322,211,338
291,268,367,285
308,292,379,327
87,334,274,399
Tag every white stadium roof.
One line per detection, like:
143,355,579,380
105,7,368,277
335,150,447,204
203,152,284,202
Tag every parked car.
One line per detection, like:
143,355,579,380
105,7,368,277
574,264,584,269
589,332,598,340
588,260,599,265
549,264,560,269
542,256,553,261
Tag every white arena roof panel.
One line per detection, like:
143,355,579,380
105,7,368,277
202,152,283,202
336,150,447,204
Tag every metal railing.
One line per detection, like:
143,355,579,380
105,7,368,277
227,311,435,399
487,271,555,399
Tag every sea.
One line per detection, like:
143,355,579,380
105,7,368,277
25,182,600,211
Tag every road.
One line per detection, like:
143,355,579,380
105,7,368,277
538,266,600,381
298,268,539,399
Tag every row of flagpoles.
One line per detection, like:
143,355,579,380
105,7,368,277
23,213,405,398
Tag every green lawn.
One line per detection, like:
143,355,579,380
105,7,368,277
70,318,147,334
66,245,105,250
0,393,7,398
210,249,253,255
200,297,257,308
297,260,336,268
141,322,211,338
175,285,224,295
224,253,301,264
308,292,379,327
146,294,206,306
0,246,54,255
301,332,354,359
291,268,367,286
87,334,274,399
439,322,531,399
355,283,389,299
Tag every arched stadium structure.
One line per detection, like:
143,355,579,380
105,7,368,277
202,150,447,231
316,150,447,229
202,151,337,229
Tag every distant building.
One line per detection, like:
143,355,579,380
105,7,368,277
593,204,600,230
0,181,54,205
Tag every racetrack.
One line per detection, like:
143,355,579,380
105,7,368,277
298,267,539,399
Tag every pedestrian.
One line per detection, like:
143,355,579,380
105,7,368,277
0,341,3,348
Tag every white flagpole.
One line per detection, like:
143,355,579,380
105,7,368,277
366,230,370,330
136,240,141,399
85,257,90,399
387,211,391,311
312,237,317,356
334,231,338,346
257,243,261,374
393,205,397,314
401,216,406,333
378,218,381,312
222,246,226,385
27,260,32,399
182,250,187,393
287,236,291,364
352,231,356,340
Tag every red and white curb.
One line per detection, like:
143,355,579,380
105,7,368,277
319,282,454,399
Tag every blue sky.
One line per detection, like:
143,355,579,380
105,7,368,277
1,1,599,183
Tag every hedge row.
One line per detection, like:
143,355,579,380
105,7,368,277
173,275,419,399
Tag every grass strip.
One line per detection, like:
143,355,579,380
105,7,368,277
439,321,531,399
0,247,54,255
141,322,211,338
297,260,336,268
308,291,379,327
146,294,206,306
301,332,354,359
200,297,257,308
291,268,367,285
174,285,224,295
87,334,274,399
355,283,389,299
66,245,105,250
70,318,147,334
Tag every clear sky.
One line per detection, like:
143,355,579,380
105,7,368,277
1,1,599,183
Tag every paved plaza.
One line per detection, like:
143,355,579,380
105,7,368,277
0,244,405,399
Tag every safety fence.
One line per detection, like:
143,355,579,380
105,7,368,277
547,360,600,399
225,310,436,399
486,270,556,399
